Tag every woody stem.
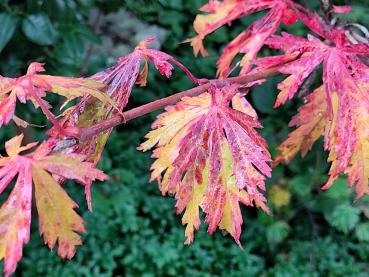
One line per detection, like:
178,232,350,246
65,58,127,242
65,67,279,141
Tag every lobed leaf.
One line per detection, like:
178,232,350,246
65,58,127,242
33,166,85,259
139,84,271,244
270,32,369,199
188,0,359,78
274,86,327,166
217,2,294,77
187,0,274,57
188,0,297,77
0,135,107,276
0,161,32,277
92,37,196,110
0,62,116,129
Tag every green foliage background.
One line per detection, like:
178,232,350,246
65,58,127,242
1,0,369,276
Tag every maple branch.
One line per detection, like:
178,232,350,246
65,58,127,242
320,0,333,21
66,67,279,141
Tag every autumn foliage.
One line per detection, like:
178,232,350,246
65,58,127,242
139,85,271,245
0,0,369,276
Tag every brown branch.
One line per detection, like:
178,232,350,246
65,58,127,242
64,67,279,141
320,0,333,21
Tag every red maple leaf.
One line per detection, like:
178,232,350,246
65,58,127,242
264,31,369,198
255,32,369,107
0,63,114,131
139,84,271,244
92,37,198,110
187,0,356,78
187,0,297,77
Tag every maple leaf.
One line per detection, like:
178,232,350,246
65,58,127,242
0,134,107,276
188,0,357,78
32,166,85,259
322,52,369,199
92,37,198,109
187,0,274,57
0,62,114,130
267,31,369,199
187,0,296,77
290,2,352,46
255,31,369,107
273,86,328,166
139,84,271,244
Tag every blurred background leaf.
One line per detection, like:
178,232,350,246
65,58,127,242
0,13,18,53
22,13,59,45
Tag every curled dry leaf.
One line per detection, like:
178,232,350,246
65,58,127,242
92,37,198,109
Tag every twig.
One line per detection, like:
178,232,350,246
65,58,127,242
320,0,333,22
64,67,280,141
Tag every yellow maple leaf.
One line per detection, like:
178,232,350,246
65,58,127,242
32,166,85,259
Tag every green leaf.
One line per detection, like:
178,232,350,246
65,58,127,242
325,203,360,233
288,174,312,196
324,178,351,200
22,14,58,45
51,34,85,67
0,13,18,53
266,221,290,243
355,223,369,242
